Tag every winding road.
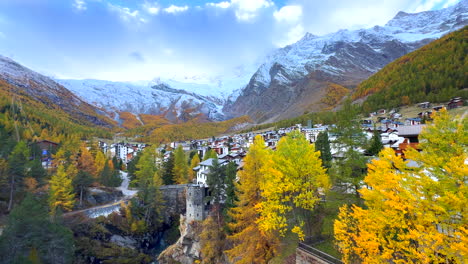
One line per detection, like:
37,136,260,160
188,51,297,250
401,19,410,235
64,171,138,218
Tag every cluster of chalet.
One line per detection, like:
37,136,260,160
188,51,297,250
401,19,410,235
182,97,465,189
99,141,147,164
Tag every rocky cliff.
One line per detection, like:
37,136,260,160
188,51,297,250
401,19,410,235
158,215,203,264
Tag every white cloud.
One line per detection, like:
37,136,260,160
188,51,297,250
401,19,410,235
164,5,189,14
442,0,459,8
274,24,305,47
108,3,140,22
206,1,231,9
143,2,160,15
273,5,302,23
231,0,274,21
73,0,87,11
413,0,445,12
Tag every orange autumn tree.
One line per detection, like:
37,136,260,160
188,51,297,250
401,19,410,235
226,135,279,264
334,110,468,264
77,142,96,178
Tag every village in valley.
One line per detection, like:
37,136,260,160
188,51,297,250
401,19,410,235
28,97,464,225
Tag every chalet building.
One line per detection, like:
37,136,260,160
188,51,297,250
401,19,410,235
34,140,59,168
433,105,445,112
447,97,463,109
405,118,422,126
396,125,426,157
193,158,228,186
302,126,328,143
418,102,431,108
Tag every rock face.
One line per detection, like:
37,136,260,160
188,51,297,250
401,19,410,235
85,187,123,206
110,235,138,250
224,0,468,122
158,215,202,264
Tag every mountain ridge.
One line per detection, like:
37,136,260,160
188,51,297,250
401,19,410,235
224,0,468,123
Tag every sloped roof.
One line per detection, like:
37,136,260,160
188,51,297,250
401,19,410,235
397,125,426,136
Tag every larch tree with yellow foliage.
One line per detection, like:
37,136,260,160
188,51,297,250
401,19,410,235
334,110,467,264
173,145,188,184
226,135,279,264
257,130,330,240
49,164,75,215
188,153,200,183
94,150,106,178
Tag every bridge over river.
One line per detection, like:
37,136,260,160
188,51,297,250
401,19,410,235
64,172,187,220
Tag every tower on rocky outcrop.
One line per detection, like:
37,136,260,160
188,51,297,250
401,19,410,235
185,184,207,222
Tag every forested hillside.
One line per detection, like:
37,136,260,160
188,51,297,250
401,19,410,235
0,80,113,142
354,26,468,112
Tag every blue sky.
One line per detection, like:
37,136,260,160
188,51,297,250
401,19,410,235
0,0,461,81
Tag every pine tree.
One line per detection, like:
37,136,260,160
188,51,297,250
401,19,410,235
366,126,383,156
49,164,75,215
172,145,188,184
73,170,93,207
334,110,468,264
134,147,164,230
206,158,225,206
0,194,74,263
7,141,30,211
162,152,175,185
315,131,332,169
226,135,279,263
188,153,200,183
331,101,368,198
223,161,238,222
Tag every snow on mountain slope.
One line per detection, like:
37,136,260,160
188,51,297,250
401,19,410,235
56,63,257,122
225,0,468,122
56,77,242,122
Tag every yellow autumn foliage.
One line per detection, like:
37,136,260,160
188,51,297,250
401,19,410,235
334,110,468,264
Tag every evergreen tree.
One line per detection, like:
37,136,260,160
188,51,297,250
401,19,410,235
134,147,164,230
73,170,93,207
0,194,74,264
172,145,188,184
315,132,332,169
28,158,46,182
7,141,30,211
331,101,368,198
49,164,75,215
367,126,384,156
223,161,238,223
162,152,175,185
205,158,228,226
100,160,122,187
126,153,141,187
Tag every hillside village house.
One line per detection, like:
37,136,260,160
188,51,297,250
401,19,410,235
193,158,229,186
